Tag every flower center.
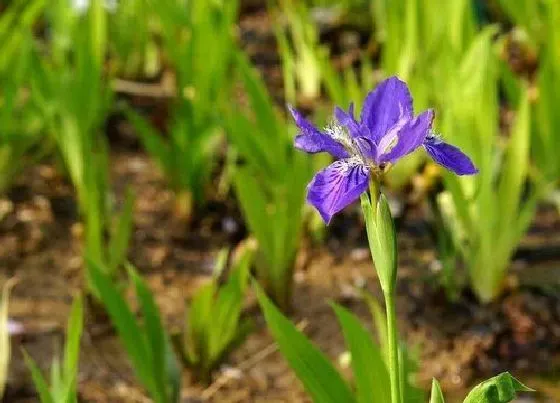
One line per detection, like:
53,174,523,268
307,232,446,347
325,121,370,164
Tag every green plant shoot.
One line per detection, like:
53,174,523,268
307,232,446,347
0,0,46,193
24,295,84,403
434,29,539,302
226,52,313,311
175,247,254,383
125,0,239,221
88,260,181,403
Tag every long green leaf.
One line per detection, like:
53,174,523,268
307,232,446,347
234,168,273,261
108,190,135,273
124,106,172,177
23,351,55,403
255,282,356,403
129,266,178,403
61,296,83,402
87,259,155,396
332,303,390,403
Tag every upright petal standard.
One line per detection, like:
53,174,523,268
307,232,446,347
290,76,478,223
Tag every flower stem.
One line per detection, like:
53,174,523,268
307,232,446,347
384,289,401,403
368,178,380,212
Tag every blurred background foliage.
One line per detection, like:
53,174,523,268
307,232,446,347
1,0,559,400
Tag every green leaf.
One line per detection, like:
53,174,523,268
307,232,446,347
108,190,135,273
129,264,179,403
497,87,530,243
129,267,166,402
361,291,388,364
463,372,533,403
235,51,280,142
87,259,156,398
184,281,215,366
430,379,445,403
255,281,356,403
209,249,253,361
331,303,390,403
123,105,172,178
61,296,83,402
23,350,55,403
234,168,273,262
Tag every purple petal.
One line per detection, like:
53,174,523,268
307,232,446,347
360,77,413,143
334,104,362,137
307,158,370,223
424,137,478,175
334,105,379,159
289,105,349,159
377,109,434,164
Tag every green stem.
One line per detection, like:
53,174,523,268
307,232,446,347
369,177,380,211
384,290,401,403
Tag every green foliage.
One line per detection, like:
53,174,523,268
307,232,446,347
176,248,254,383
30,0,134,290
226,52,313,310
463,372,533,403
255,283,356,403
0,0,46,193
109,0,159,78
370,0,478,190
429,379,445,403
532,0,560,189
273,0,325,102
320,53,375,118
495,0,548,47
88,260,181,403
126,0,239,220
428,372,532,403
433,29,539,302
256,282,424,403
33,0,112,216
362,290,424,403
24,296,84,403
83,186,135,295
331,303,390,403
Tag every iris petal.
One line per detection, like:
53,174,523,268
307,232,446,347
335,104,363,139
424,137,478,175
360,76,413,143
289,105,349,159
307,158,370,223
377,109,434,164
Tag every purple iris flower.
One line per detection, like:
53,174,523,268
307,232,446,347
289,76,478,223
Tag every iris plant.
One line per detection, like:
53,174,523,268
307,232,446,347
290,76,477,224
290,76,477,403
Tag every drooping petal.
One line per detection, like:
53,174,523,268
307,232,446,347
307,158,370,223
360,76,413,143
424,136,478,175
289,105,349,159
377,109,434,164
